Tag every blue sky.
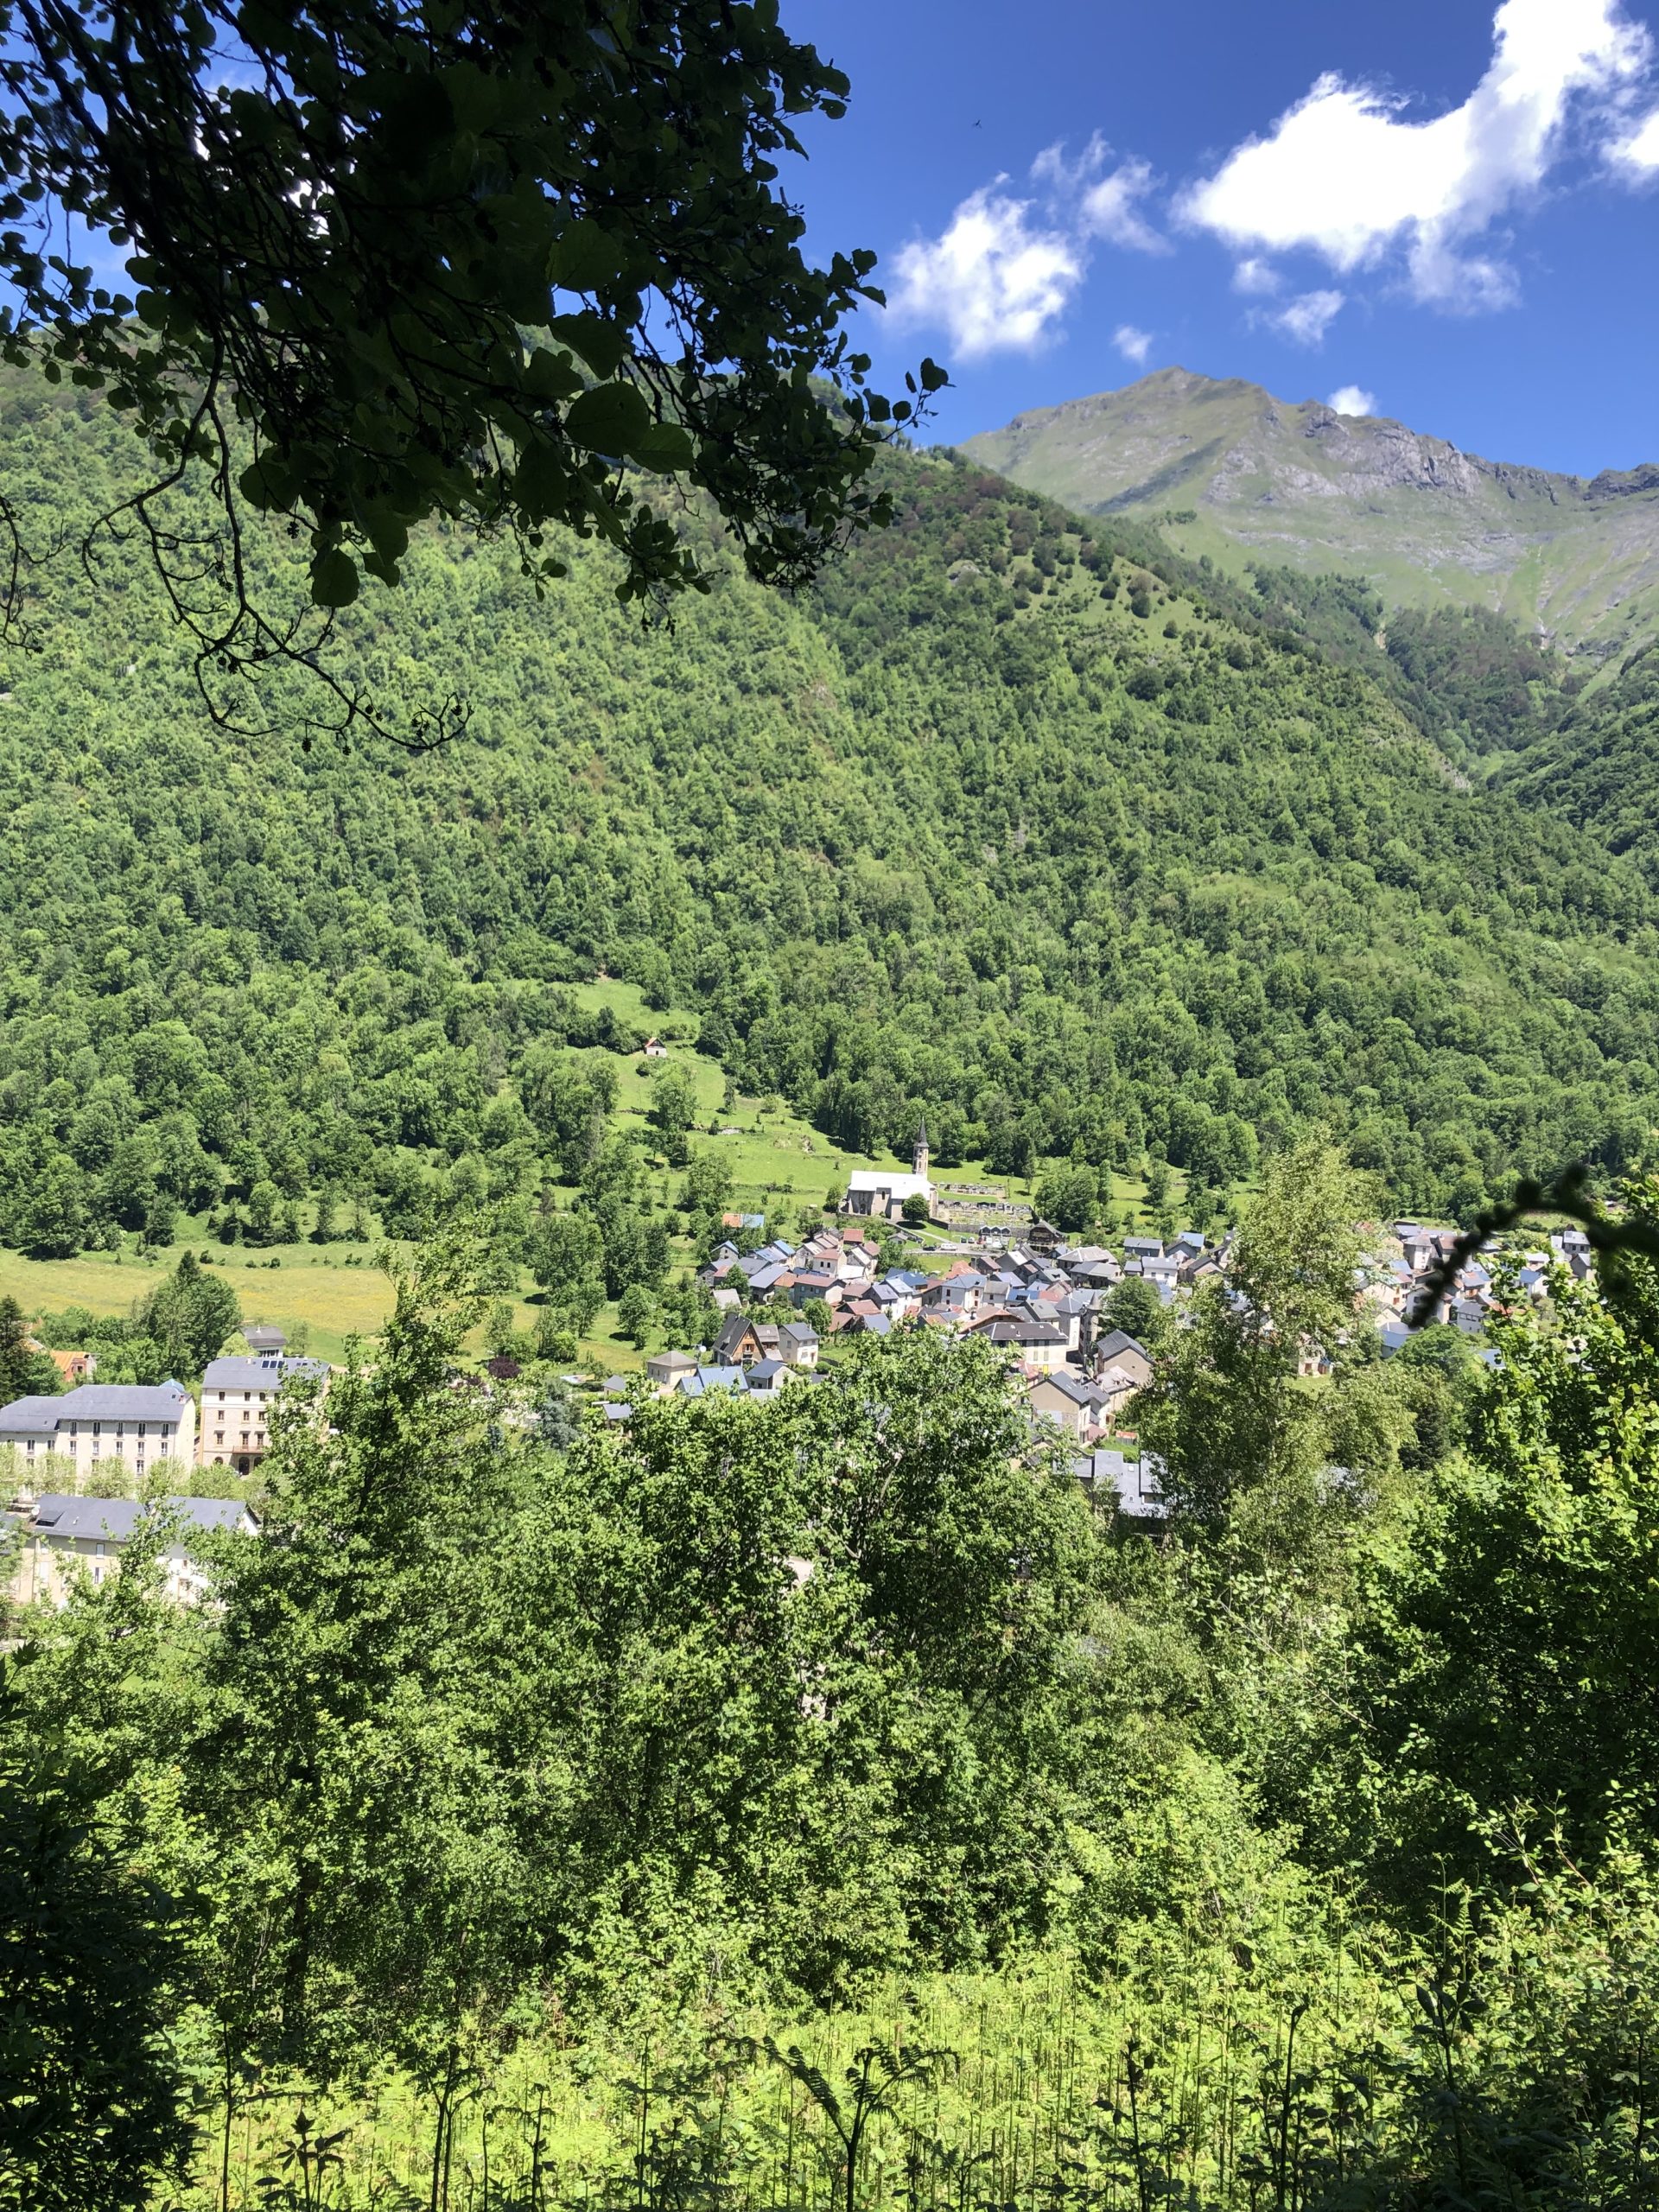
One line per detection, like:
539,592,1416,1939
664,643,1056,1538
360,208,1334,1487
787,0,1659,476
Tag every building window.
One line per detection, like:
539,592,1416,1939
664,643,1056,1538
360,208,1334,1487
215,1431,224,1446
92,1421,101,1437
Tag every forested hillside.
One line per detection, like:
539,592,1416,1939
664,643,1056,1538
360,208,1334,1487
1,379,1656,1246
1502,639,1659,868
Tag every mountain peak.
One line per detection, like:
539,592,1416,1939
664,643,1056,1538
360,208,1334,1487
962,372,1659,658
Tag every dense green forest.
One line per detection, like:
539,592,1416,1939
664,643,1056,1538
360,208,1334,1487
0,383,1656,1262
12,1162,1659,2209
1501,639,1659,868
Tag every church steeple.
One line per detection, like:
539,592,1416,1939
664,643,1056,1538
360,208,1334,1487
912,1117,930,1179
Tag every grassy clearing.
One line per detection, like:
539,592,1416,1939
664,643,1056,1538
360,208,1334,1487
0,981,1217,1373
0,1243,399,1365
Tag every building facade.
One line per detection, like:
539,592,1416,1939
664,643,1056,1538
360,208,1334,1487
199,1351,329,1472
0,1382,195,1491
8,1492,256,1609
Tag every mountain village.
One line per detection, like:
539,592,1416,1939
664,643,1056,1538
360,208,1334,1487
0,1107,1593,1610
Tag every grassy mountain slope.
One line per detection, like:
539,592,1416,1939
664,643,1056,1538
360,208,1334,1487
963,368,1659,664
0,383,1656,1249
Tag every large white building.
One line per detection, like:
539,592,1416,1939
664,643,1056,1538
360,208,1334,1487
200,1350,329,1472
0,1382,194,1489
6,1491,256,1609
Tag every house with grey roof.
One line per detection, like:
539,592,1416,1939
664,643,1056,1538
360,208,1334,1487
1028,1370,1112,1442
678,1365,748,1399
745,1360,789,1401
200,1352,329,1472
1090,1332,1154,1390
1072,1450,1166,1521
9,1491,257,1610
967,1313,1069,1369
645,1349,698,1391
0,1381,194,1491
714,1313,766,1367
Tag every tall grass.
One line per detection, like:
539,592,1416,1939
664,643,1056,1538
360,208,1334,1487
155,1834,1659,2210
151,1929,1564,2211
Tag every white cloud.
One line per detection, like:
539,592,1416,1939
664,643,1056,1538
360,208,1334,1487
1081,159,1169,253
1270,289,1346,345
1180,0,1652,309
1232,256,1281,295
890,138,1164,355
887,185,1084,356
1613,105,1659,168
1032,136,1169,251
1114,323,1154,365
1327,384,1377,415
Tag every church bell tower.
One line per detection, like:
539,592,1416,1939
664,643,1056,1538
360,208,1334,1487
912,1117,930,1179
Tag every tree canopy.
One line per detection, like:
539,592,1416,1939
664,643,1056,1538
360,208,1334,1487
0,0,941,739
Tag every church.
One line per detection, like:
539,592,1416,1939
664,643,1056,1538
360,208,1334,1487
841,1121,936,1224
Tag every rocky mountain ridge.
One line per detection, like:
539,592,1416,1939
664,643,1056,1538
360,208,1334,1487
964,370,1659,659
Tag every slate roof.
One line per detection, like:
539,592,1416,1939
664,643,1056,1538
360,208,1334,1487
201,1355,329,1391
0,1381,188,1433
0,1395,62,1437
976,1317,1068,1346
29,1493,254,1543
683,1366,746,1397
1071,1452,1166,1518
1034,1371,1105,1407
1093,1330,1150,1368
714,1313,762,1359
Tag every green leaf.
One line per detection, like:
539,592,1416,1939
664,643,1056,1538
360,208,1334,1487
627,423,695,474
548,314,628,380
515,438,569,516
310,550,359,607
238,455,296,512
563,381,652,456
548,219,620,295
524,347,584,403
